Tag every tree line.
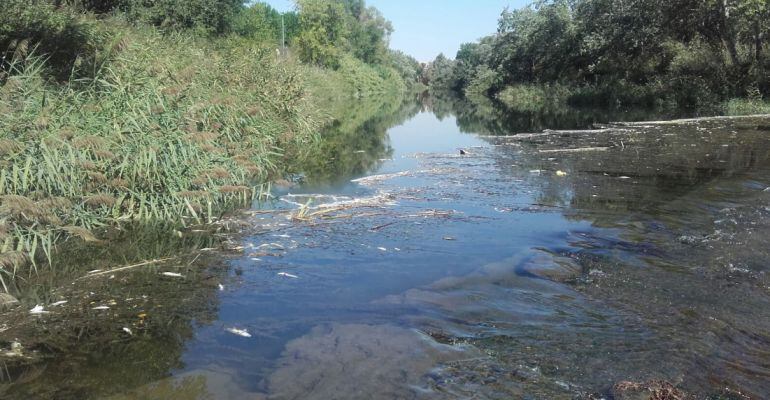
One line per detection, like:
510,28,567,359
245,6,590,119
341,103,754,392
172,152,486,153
1,0,423,85
424,0,770,109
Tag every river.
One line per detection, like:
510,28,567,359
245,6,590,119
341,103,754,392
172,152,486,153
2,96,770,399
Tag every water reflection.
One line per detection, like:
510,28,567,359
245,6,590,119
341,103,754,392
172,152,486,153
3,96,770,399
426,90,702,135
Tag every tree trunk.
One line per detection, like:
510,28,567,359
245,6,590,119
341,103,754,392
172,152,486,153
719,0,741,66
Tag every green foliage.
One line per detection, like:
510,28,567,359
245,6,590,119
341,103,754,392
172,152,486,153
0,0,414,284
294,0,394,68
425,54,456,91
295,0,350,68
233,3,281,43
465,65,501,98
0,0,111,80
431,0,770,109
0,27,327,282
345,3,392,64
496,84,571,112
387,50,422,87
121,0,243,34
304,54,406,102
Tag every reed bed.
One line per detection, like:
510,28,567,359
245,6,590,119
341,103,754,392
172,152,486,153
0,28,324,289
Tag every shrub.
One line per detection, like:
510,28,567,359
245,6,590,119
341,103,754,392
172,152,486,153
121,0,242,34
0,0,110,80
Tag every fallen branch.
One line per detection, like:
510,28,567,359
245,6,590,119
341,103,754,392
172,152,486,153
76,258,175,280
539,147,610,154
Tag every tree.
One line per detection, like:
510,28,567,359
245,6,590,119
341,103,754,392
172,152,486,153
295,0,349,67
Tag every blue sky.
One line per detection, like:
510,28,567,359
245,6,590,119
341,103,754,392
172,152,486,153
261,0,528,62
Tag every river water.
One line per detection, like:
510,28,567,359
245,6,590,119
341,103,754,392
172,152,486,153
3,98,770,399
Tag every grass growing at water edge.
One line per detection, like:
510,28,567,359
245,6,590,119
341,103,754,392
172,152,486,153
0,27,324,291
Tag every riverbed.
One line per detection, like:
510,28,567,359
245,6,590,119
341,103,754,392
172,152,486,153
2,99,770,399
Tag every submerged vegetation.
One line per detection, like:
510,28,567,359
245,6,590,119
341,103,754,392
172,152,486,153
425,0,770,113
0,0,419,292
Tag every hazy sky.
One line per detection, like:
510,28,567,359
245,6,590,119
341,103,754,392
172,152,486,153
262,0,528,61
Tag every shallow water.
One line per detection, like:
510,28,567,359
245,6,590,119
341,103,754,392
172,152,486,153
3,100,770,399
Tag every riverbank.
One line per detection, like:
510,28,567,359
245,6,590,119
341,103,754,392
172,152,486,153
0,18,408,295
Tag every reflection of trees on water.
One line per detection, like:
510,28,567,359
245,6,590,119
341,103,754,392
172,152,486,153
298,93,423,185
425,90,693,135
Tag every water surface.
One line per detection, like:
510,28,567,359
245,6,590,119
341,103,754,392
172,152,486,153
3,99,770,399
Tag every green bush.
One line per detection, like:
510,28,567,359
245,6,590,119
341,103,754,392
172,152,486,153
122,0,242,34
0,0,110,80
464,65,500,97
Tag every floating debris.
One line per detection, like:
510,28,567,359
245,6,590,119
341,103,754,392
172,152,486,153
218,284,225,291
161,272,184,278
556,170,568,177
352,171,410,185
29,305,48,314
277,272,299,279
377,247,387,251
122,327,133,336
442,236,456,241
226,327,252,338
539,147,610,153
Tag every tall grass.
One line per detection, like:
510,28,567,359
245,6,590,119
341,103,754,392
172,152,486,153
0,26,326,289
724,99,770,116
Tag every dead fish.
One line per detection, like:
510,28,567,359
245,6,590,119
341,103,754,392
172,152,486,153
218,284,225,291
277,272,298,279
50,300,67,307
122,327,133,336
377,247,387,251
29,305,49,314
161,272,184,278
92,306,110,310
5,342,24,357
556,170,568,177
226,327,252,338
